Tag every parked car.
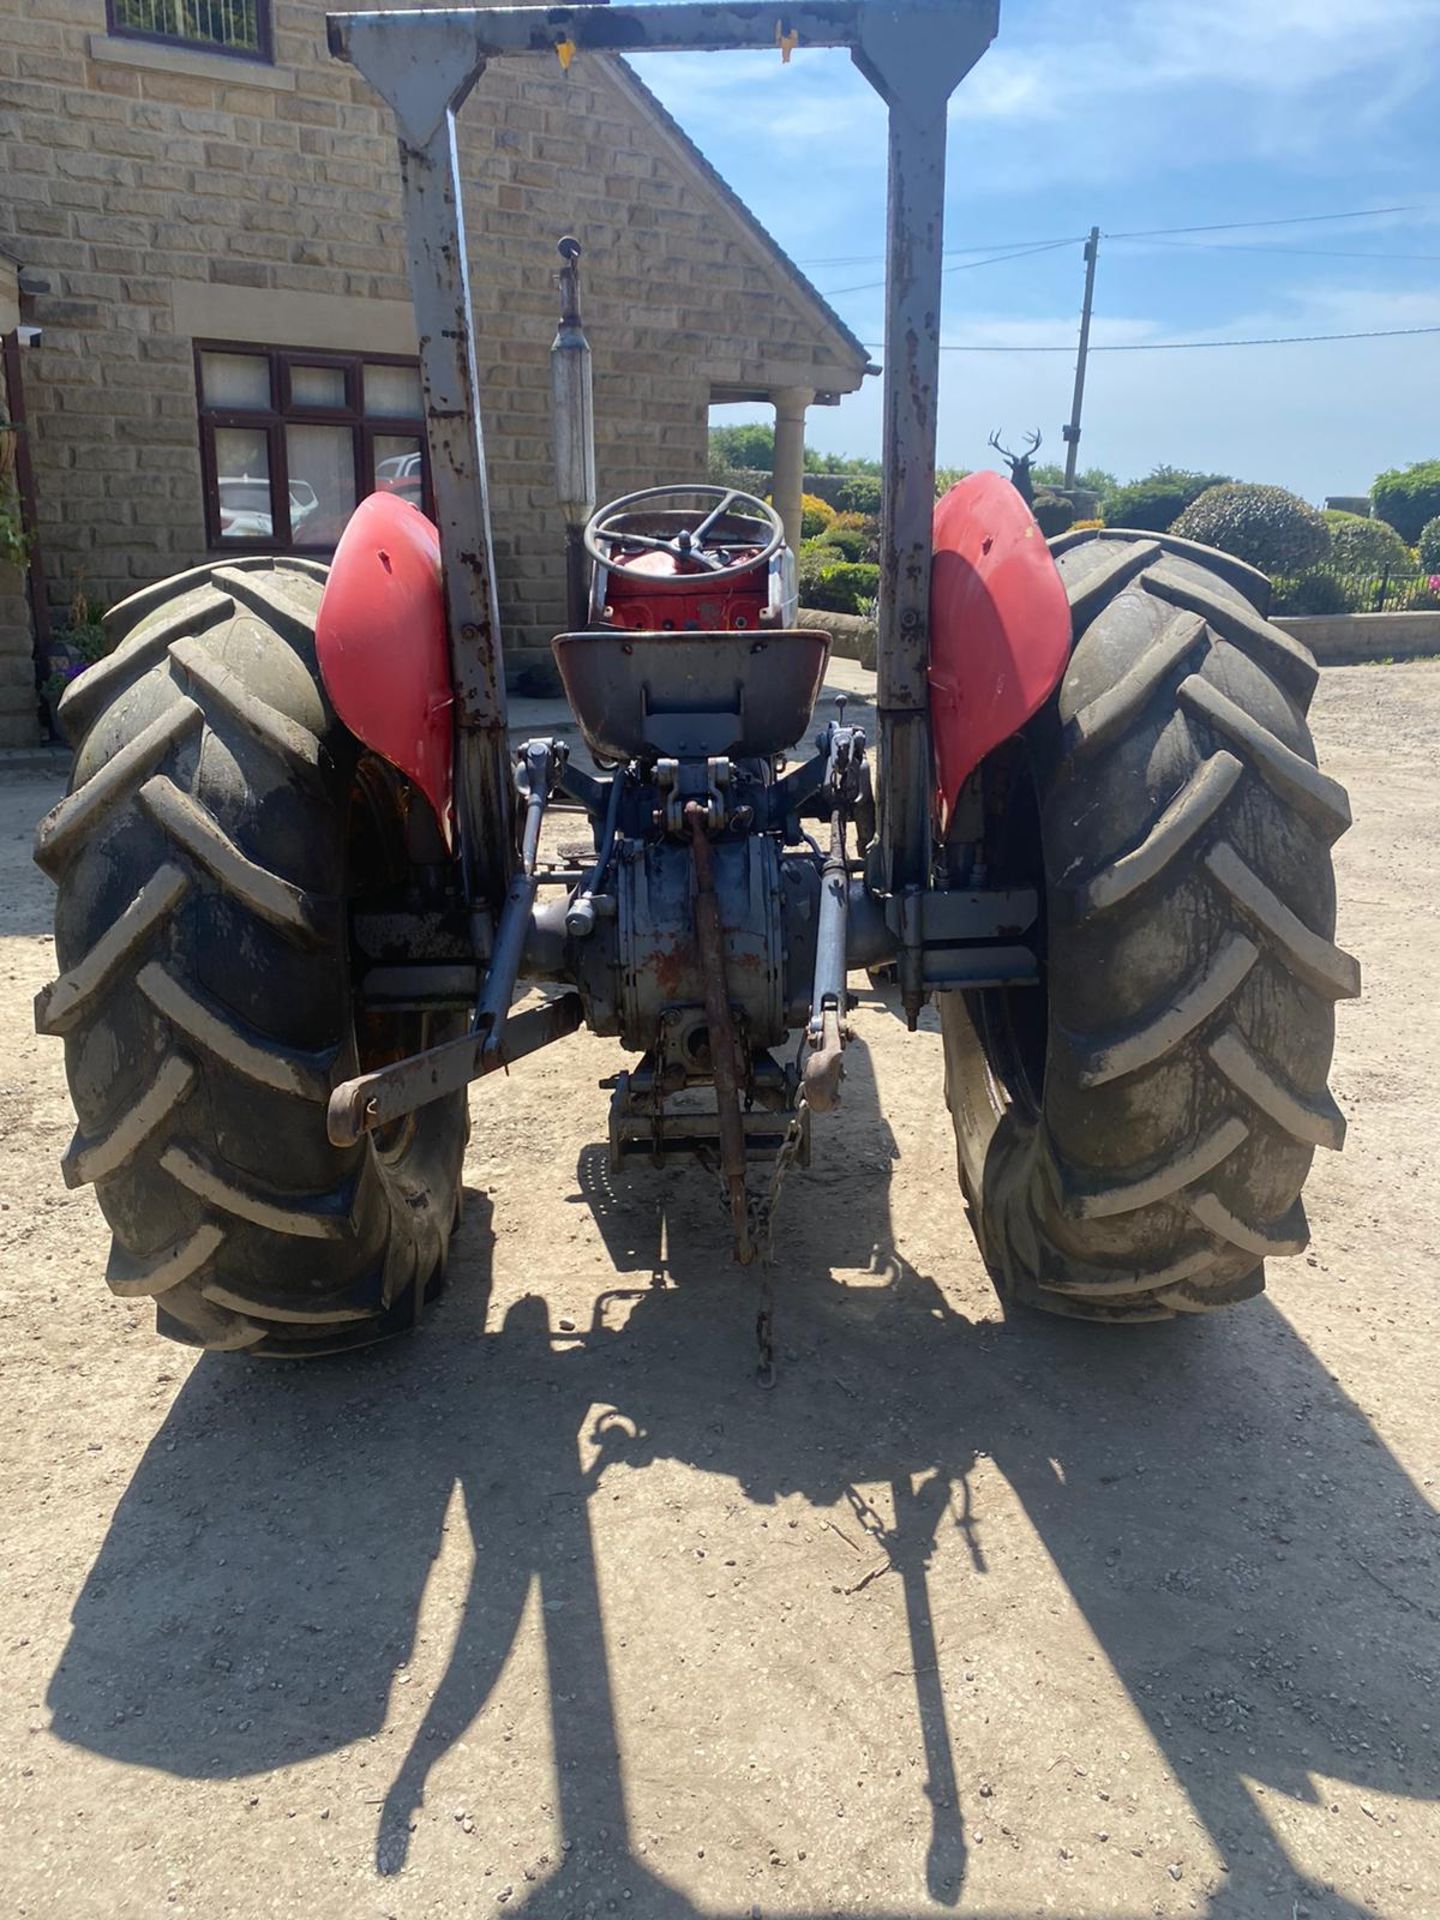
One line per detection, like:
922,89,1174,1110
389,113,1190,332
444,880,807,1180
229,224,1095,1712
374,450,425,505
217,475,319,539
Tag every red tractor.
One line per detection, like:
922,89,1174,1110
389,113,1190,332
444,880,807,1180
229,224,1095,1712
34,1,1356,1360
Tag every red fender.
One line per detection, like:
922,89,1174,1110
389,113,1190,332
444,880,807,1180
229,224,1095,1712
316,492,454,849
928,470,1073,834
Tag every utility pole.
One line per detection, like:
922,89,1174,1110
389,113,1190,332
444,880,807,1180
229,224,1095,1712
1062,226,1100,488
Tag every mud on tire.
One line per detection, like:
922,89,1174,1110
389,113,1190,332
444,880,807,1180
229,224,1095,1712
942,529,1360,1320
34,558,466,1355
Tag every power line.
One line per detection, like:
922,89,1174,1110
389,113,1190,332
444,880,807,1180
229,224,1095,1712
860,323,1440,354
796,205,1415,272
1106,205,1413,239
820,234,1079,297
1113,235,1440,263
798,231,1083,269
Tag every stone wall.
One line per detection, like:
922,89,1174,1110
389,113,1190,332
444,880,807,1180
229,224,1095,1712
1275,610,1440,664
0,0,863,685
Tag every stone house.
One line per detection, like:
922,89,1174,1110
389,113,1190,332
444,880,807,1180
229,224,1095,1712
0,0,871,742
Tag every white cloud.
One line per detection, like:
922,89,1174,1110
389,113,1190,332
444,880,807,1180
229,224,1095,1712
953,0,1440,183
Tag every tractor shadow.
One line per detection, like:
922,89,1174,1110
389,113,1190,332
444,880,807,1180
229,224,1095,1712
47,1037,1438,1917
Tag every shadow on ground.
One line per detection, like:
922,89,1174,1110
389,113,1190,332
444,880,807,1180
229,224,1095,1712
47,1040,1437,1917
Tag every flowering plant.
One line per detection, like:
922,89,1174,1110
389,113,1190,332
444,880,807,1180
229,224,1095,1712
41,591,110,708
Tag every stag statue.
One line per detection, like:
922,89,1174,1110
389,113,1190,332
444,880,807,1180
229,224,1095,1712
988,428,1042,505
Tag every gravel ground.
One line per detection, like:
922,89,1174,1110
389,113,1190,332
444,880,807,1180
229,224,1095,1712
1,661,1437,1920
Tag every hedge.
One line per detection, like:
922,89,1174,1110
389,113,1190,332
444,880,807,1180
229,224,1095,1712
1170,483,1331,573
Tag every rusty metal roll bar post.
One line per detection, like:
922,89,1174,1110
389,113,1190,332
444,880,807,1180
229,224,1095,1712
327,0,999,919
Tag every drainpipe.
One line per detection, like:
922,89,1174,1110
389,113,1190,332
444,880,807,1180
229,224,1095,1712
2,328,53,714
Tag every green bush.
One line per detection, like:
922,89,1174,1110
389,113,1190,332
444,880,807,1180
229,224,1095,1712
817,522,875,563
798,555,881,615
41,591,113,706
1271,572,1357,617
1371,460,1440,544
711,465,769,498
1322,510,1414,574
832,473,882,515
1170,483,1330,573
1103,466,1231,533
1031,490,1075,537
1416,515,1440,572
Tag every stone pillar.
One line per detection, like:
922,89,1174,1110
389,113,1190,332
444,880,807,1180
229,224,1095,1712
770,386,814,554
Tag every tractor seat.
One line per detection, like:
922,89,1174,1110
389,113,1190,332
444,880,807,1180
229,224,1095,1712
552,627,830,762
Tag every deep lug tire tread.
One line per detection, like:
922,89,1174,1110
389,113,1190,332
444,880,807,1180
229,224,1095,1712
35,560,466,1354
943,529,1358,1321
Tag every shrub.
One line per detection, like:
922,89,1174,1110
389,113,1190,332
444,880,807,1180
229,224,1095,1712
1070,517,1105,531
1371,460,1440,544
1322,510,1414,574
1417,515,1440,572
799,491,837,538
1031,490,1075,537
1271,572,1357,617
42,590,112,707
1170,483,1331,573
817,522,874,563
798,557,881,615
712,465,769,498
832,473,882,515
1103,466,1231,532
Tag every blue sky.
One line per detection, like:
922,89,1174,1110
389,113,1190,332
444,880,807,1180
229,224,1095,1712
629,0,1440,500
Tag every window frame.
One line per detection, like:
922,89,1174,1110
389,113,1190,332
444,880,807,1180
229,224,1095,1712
105,0,276,64
194,341,432,555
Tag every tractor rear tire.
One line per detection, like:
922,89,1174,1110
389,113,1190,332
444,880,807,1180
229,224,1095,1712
941,529,1359,1320
34,557,467,1355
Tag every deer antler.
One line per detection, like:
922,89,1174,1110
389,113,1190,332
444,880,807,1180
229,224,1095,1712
991,427,1040,503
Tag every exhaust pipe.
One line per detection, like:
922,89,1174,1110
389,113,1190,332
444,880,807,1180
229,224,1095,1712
551,235,596,630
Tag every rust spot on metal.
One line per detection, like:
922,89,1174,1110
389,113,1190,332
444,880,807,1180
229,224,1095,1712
652,945,689,998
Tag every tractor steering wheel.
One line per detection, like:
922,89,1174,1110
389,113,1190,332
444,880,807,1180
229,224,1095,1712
584,484,785,586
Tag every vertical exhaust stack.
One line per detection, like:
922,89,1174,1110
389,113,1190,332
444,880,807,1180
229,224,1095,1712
551,235,596,631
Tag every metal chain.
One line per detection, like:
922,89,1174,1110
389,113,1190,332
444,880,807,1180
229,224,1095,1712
748,1103,808,1389
702,1097,807,1388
